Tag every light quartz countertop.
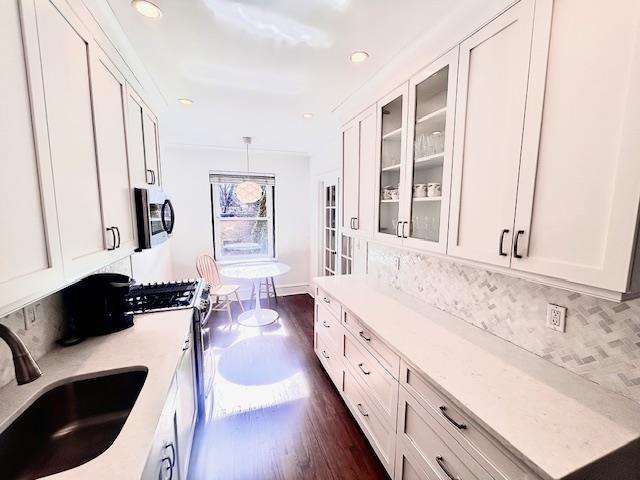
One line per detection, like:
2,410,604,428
314,275,640,480
0,309,192,480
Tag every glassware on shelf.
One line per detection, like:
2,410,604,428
425,130,444,156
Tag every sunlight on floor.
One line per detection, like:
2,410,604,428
209,313,310,420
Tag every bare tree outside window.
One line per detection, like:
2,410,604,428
210,175,275,261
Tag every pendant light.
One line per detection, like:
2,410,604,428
235,137,263,204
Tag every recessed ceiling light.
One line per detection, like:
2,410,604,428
131,0,162,18
178,98,193,105
350,51,369,63
303,113,314,119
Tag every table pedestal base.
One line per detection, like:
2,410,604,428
237,308,279,327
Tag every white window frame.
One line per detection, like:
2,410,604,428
210,173,276,263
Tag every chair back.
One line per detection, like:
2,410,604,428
196,254,222,288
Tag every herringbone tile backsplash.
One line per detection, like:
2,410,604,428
368,243,640,403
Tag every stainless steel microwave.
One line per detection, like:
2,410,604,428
134,187,175,250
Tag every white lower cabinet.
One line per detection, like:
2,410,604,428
343,368,396,476
397,387,492,480
142,377,179,480
314,295,539,480
175,327,197,480
143,329,198,480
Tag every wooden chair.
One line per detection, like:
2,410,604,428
196,254,244,324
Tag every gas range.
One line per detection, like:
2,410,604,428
126,279,210,316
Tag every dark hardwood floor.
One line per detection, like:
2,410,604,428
188,294,389,480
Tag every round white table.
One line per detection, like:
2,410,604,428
219,261,290,327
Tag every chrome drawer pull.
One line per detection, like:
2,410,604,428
321,350,330,359
439,405,467,430
356,403,369,417
436,455,461,480
357,363,370,375
358,331,371,342
322,320,330,328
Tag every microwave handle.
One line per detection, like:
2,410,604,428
161,199,175,234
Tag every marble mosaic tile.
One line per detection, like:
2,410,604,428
368,243,640,404
0,257,132,388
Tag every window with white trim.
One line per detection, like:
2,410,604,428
210,173,276,262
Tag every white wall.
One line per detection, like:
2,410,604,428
308,135,340,287
163,144,310,296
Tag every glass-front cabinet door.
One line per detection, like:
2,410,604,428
403,48,459,252
375,83,409,243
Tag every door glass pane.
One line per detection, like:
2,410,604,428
378,95,403,236
409,65,448,242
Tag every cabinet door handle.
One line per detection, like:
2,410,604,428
439,405,467,430
146,169,154,185
353,217,358,230
183,338,190,351
436,456,461,480
114,226,121,248
322,320,330,328
164,442,176,467
513,229,525,259
151,170,156,185
498,229,510,256
357,363,371,375
402,221,409,238
321,350,330,359
161,457,173,480
395,221,401,238
358,331,371,342
322,297,330,304
106,227,117,250
356,402,369,417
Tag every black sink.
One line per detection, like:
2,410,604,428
0,368,147,480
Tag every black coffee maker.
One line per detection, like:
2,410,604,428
64,273,135,341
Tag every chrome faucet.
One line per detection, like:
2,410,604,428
0,323,42,385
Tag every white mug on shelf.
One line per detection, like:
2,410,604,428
427,182,441,197
413,184,428,198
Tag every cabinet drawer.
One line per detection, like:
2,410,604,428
401,361,536,480
343,332,398,427
398,387,492,480
343,369,395,475
315,325,343,390
343,310,400,378
316,287,341,318
316,301,343,351
395,437,442,480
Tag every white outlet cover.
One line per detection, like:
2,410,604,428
546,304,567,332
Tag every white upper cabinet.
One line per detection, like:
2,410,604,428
341,105,376,238
342,119,359,235
374,84,409,244
0,0,63,314
90,48,136,254
33,0,111,278
403,48,459,253
511,0,640,293
127,89,161,188
143,111,161,187
448,0,541,267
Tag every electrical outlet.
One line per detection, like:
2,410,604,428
23,302,41,330
546,304,567,332
393,256,400,270
23,305,35,330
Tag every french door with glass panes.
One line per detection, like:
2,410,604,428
403,48,458,253
323,182,338,276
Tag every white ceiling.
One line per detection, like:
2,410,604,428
107,0,463,153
